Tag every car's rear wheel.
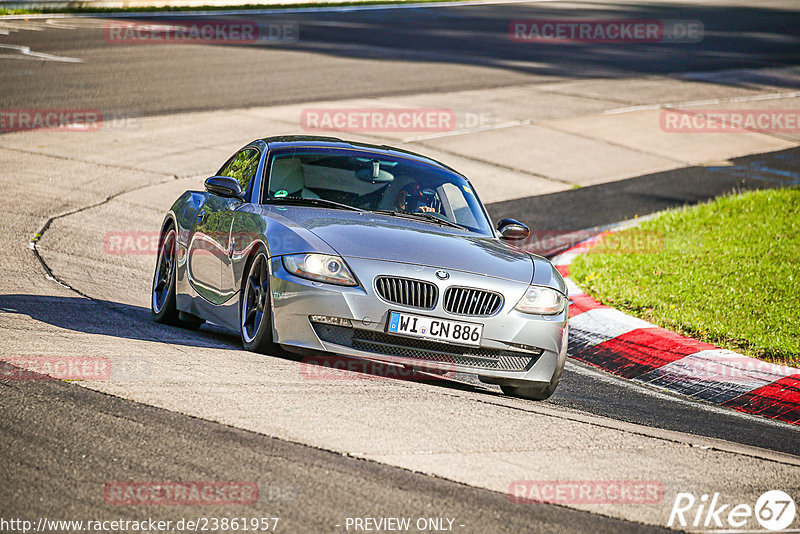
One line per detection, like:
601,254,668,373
152,223,203,329
240,250,279,354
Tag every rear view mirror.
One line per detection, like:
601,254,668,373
497,218,529,240
355,158,396,183
205,176,243,198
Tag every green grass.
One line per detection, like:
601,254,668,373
0,0,458,16
570,188,800,365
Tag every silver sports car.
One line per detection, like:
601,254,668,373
152,136,568,400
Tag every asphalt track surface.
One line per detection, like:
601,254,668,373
2,0,800,531
0,0,799,114
0,361,669,533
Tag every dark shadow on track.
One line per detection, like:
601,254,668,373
0,293,239,350
486,147,800,256
0,292,489,394
241,2,800,79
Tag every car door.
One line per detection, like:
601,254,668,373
216,147,262,301
187,193,233,304
188,147,261,305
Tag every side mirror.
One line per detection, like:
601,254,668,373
497,218,529,240
205,176,243,199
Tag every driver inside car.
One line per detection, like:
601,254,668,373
395,183,439,213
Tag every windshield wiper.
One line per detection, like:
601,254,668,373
371,210,465,230
264,197,365,212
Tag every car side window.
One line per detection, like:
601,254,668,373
217,148,260,193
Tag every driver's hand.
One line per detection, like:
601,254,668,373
416,206,436,213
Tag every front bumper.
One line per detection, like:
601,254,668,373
269,256,568,385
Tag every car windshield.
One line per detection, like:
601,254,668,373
264,147,493,235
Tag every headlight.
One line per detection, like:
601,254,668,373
515,286,566,315
282,253,358,286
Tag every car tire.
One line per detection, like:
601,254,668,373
500,382,555,401
500,360,564,401
240,249,280,354
151,222,203,330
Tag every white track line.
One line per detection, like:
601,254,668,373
605,91,800,115
0,43,82,62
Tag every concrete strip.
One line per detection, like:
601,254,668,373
545,109,796,164
385,83,618,124
0,147,172,295
678,96,800,143
363,446,798,520
418,123,681,186
0,105,569,204
2,71,795,194
535,76,770,107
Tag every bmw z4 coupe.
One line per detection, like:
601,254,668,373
152,136,568,400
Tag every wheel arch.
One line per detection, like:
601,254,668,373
158,213,178,243
239,242,280,351
239,240,270,293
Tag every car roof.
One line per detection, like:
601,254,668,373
257,135,463,176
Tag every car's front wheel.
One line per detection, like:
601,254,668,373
500,382,556,401
240,250,280,354
500,361,564,401
152,223,203,329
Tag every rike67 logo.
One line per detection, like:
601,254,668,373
668,490,797,532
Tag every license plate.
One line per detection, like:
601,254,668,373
386,311,483,346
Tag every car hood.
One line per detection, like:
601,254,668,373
257,206,536,284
